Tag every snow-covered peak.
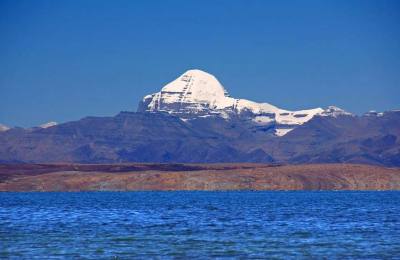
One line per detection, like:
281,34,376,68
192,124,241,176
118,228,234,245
321,106,352,117
39,121,58,129
161,69,228,106
364,110,386,117
142,69,234,112
140,69,288,114
138,69,348,136
0,124,10,132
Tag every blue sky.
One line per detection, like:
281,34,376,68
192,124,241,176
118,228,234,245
0,0,399,127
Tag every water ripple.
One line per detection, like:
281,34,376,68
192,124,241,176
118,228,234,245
0,191,400,259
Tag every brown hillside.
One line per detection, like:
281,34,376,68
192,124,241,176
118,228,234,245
0,163,399,191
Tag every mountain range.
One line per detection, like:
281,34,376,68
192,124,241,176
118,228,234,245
1,69,399,166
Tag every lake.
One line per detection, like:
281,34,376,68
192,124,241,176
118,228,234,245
1,191,399,258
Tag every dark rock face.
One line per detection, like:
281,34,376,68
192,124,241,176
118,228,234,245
0,111,399,166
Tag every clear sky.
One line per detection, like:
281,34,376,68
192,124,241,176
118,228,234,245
1,0,399,127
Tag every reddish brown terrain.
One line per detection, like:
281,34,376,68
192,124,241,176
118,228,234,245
0,163,399,191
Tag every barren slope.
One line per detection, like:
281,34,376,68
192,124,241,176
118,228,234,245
0,163,399,191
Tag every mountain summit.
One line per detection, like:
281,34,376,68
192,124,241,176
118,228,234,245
140,69,229,113
138,69,350,136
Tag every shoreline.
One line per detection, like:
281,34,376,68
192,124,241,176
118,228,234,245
1,163,399,192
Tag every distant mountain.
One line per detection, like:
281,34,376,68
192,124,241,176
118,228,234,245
0,69,398,166
39,121,58,129
138,69,351,136
0,124,9,132
0,110,399,166
267,110,400,166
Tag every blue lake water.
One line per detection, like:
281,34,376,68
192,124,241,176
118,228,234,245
1,191,400,259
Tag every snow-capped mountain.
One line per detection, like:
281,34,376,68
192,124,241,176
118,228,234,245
321,106,353,117
0,124,10,132
39,122,58,129
0,70,398,166
138,69,351,136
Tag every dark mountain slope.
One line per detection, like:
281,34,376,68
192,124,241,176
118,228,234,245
270,111,400,166
0,112,273,163
0,111,399,166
